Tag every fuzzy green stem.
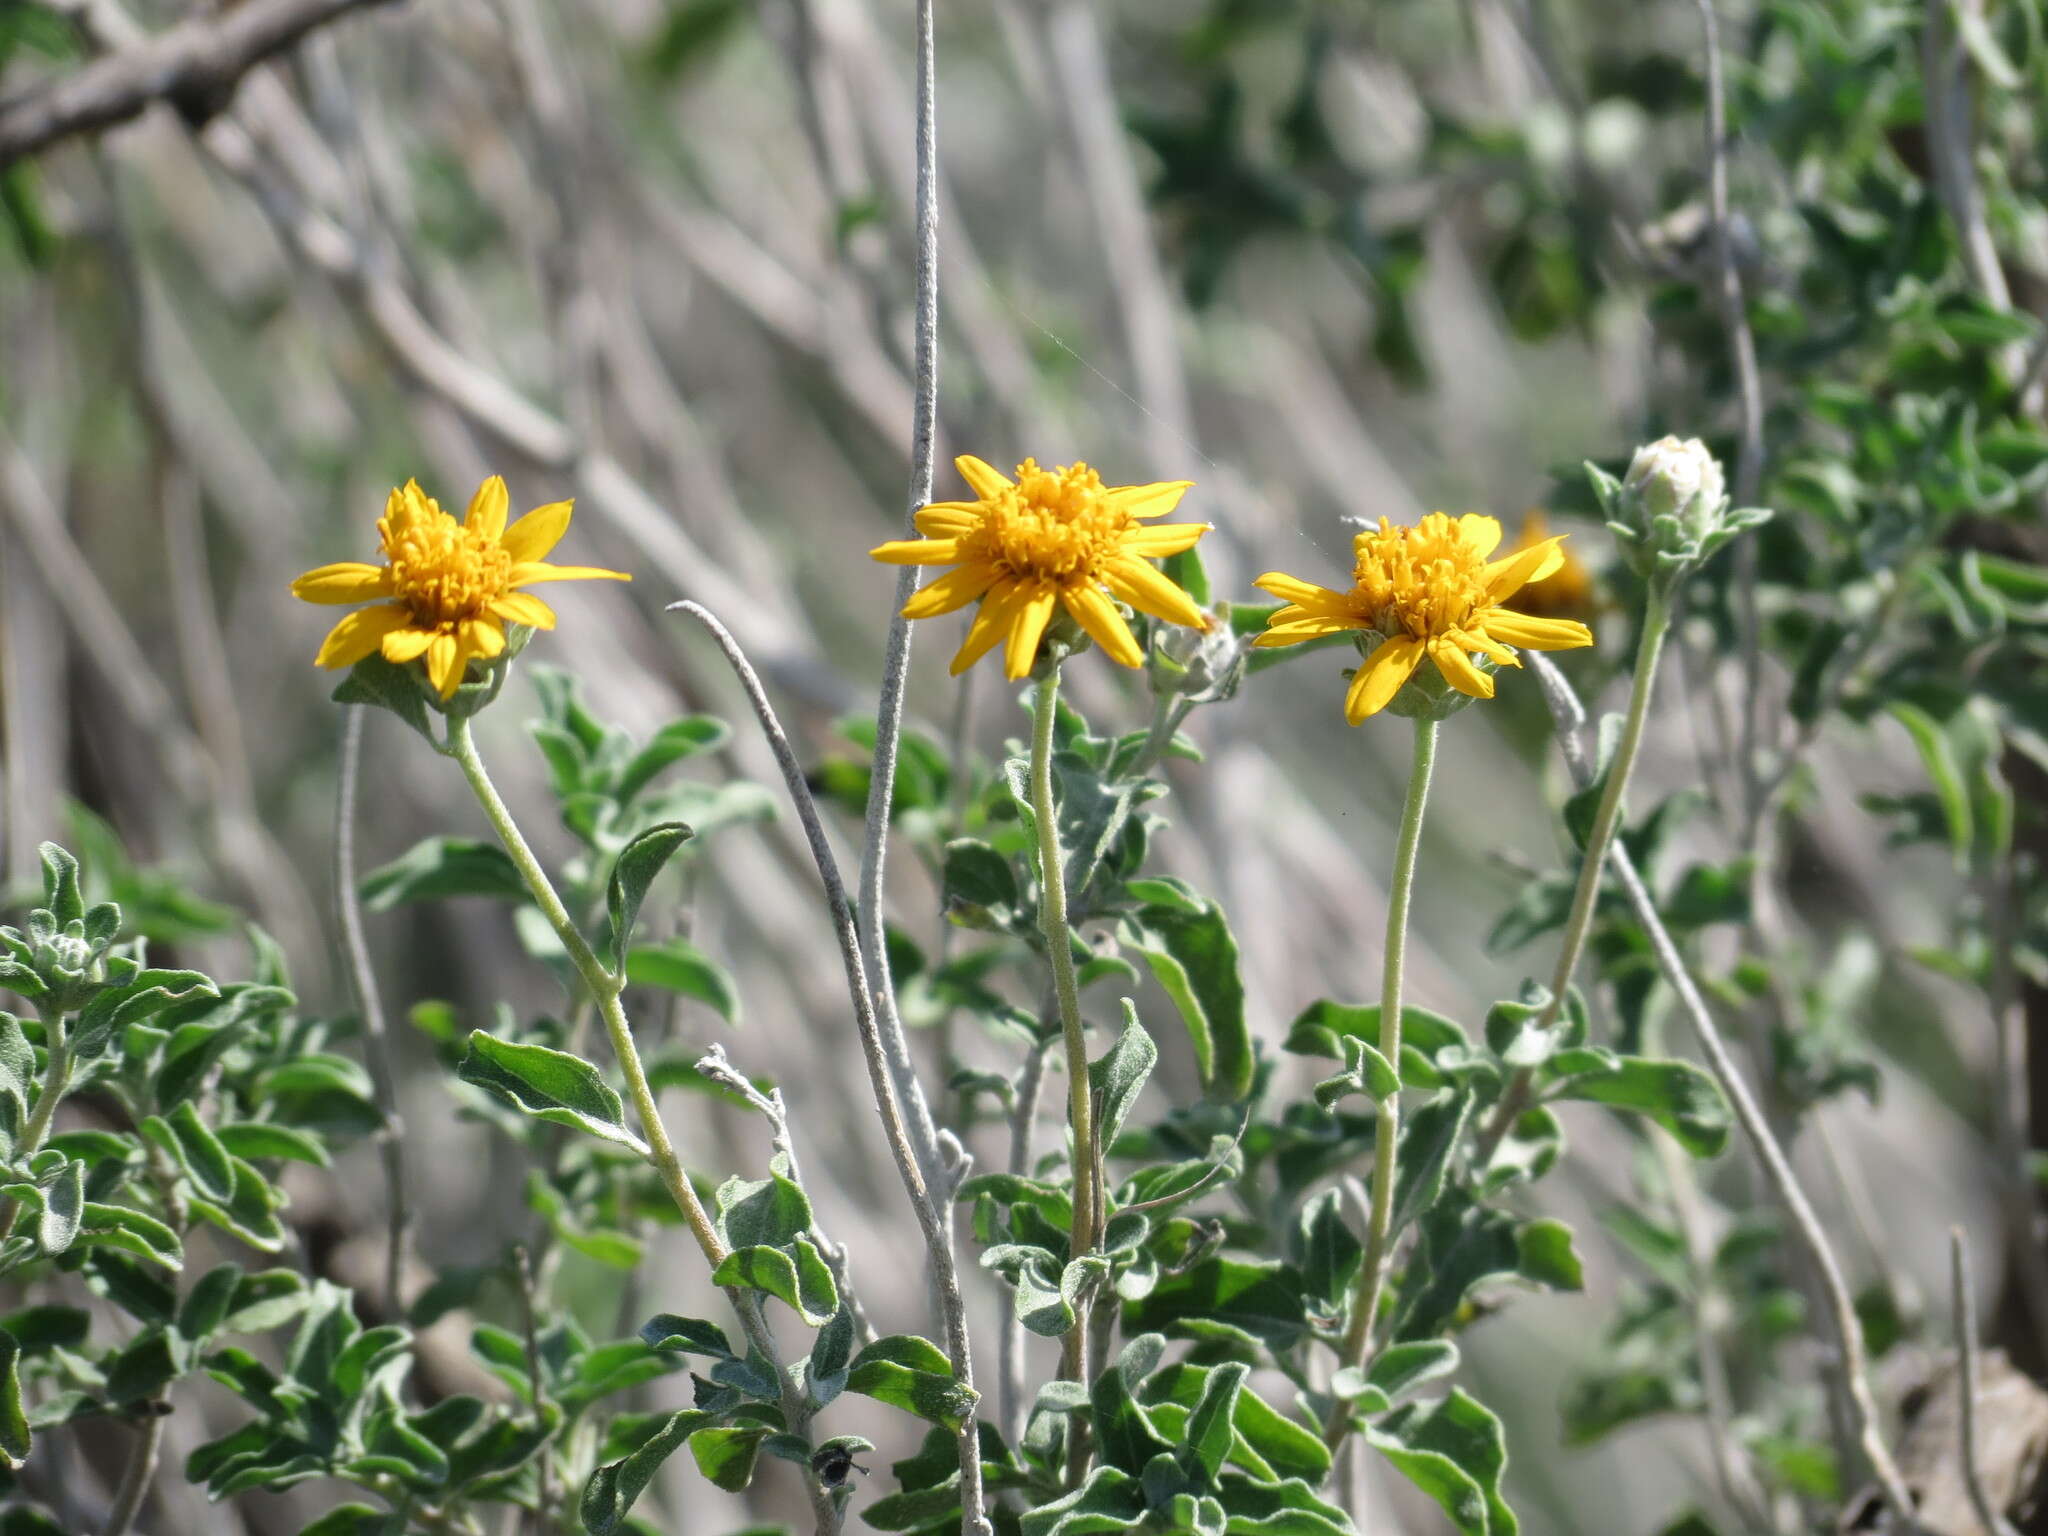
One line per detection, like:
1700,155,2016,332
446,715,726,1268
20,1019,70,1160
1476,588,1672,1165
99,1411,162,1536
1324,716,1438,1450
1031,666,1096,1382
446,714,839,1534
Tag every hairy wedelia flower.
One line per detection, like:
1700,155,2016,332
1254,512,1594,724
292,476,628,697
870,455,1211,680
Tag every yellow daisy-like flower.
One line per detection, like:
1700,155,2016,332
870,455,1211,681
1254,512,1594,724
292,476,629,697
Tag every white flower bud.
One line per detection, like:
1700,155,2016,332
1623,435,1725,532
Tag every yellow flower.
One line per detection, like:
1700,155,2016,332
292,476,629,697
871,455,1211,681
1254,512,1594,724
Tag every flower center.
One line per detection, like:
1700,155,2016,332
379,501,512,628
963,460,1133,587
1352,514,1491,641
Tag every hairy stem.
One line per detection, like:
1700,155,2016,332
98,1410,162,1536
671,601,990,1536
21,1020,71,1159
336,703,413,1314
1031,665,1096,1353
1477,588,1670,1163
1525,652,1916,1522
1324,715,1438,1450
444,712,838,1535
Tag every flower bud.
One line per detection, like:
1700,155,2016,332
1624,435,1725,536
1593,435,1767,592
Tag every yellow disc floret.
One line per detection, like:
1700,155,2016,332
291,475,629,698
1253,511,1595,725
872,455,1211,680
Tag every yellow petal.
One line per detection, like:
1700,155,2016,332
1253,614,1364,647
426,632,466,697
903,564,997,620
914,505,981,536
1430,639,1495,699
1004,587,1059,680
955,456,1014,501
1456,514,1504,560
462,617,506,660
316,605,415,668
382,628,435,663
1344,636,1423,724
500,498,574,564
1106,480,1194,519
492,591,557,630
1120,522,1210,558
507,562,631,586
1451,627,1520,667
1481,609,1595,651
1062,584,1144,667
1482,537,1566,601
465,475,509,542
950,580,1024,675
1102,556,1207,630
1254,572,1351,611
869,538,963,567
291,562,392,605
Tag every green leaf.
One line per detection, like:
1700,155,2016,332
1514,1219,1584,1290
690,1424,765,1492
1368,1341,1460,1402
941,839,1019,931
1184,1361,1246,1486
359,837,527,910
581,1408,714,1535
456,1030,648,1154
39,843,82,925
607,822,694,968
846,1334,976,1430
1121,889,1253,1099
214,1123,330,1167
1090,1335,1174,1476
715,1169,814,1250
616,717,730,802
1123,1258,1306,1349
1367,1391,1517,1536
296,1504,403,1536
78,1203,182,1269
37,1159,83,1255
1388,1091,1474,1235
625,940,740,1024
162,1100,238,1202
1297,1189,1363,1313
0,1329,28,1466
1020,1466,1145,1535
1550,1056,1730,1158
1090,1002,1158,1152
640,1314,734,1358
711,1241,838,1325
105,1328,179,1405
333,658,434,742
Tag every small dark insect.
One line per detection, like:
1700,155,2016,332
812,1443,871,1488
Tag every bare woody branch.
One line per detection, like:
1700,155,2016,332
0,0,393,169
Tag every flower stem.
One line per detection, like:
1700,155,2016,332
1324,715,1438,1450
1031,665,1097,1376
1476,587,1672,1165
445,715,725,1269
98,1410,162,1536
445,713,840,1534
21,1019,71,1160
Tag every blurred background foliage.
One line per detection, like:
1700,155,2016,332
2,0,2048,1530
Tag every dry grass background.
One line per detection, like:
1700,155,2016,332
0,0,2001,1530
